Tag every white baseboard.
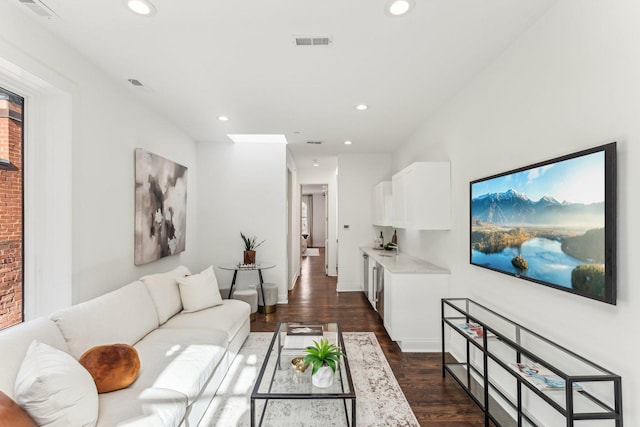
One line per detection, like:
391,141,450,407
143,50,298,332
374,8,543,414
336,282,363,292
289,273,299,290
397,338,441,352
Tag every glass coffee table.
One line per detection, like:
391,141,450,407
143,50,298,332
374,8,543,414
251,322,356,426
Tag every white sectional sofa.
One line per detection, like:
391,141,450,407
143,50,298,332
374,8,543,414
0,265,250,426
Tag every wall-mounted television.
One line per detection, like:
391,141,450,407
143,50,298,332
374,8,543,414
470,142,616,304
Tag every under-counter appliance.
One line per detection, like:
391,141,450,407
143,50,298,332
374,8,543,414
363,252,377,309
374,261,384,321
362,253,369,300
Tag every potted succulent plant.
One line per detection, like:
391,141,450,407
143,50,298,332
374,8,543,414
240,232,265,265
303,338,346,388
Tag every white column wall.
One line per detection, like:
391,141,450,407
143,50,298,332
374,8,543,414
392,0,639,422
286,151,300,290
311,193,326,247
337,154,392,291
196,142,288,303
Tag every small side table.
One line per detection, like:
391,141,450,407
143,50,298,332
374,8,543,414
218,262,276,313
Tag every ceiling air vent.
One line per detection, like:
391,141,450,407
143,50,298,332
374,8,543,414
18,0,55,17
306,141,323,145
294,35,333,47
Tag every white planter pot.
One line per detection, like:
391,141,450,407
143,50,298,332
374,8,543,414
312,365,334,388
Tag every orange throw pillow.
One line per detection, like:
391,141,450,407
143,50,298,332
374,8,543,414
0,391,37,427
79,344,140,393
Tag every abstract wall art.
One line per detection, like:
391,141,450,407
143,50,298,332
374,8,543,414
135,149,188,265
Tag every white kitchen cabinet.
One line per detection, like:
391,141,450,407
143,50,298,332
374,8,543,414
392,162,451,230
360,247,450,352
391,171,406,228
372,181,392,226
383,269,449,352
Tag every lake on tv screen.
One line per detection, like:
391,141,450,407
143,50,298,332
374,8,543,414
471,238,584,288
471,150,607,294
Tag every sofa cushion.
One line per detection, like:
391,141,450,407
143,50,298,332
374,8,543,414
177,266,223,313
133,328,227,404
97,387,187,427
0,318,68,399
141,265,191,324
0,391,37,427
51,281,159,359
161,299,250,345
14,341,99,427
79,344,141,393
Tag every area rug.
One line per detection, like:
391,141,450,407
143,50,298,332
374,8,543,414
302,248,320,257
200,332,419,426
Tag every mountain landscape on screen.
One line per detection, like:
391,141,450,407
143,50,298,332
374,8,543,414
471,189,604,228
470,150,608,300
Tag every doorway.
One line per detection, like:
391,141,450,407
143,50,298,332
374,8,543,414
301,184,327,275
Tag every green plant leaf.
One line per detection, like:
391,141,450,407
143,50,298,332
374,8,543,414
240,232,265,250
302,338,345,374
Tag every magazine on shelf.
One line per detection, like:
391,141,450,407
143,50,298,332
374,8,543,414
511,362,583,392
283,325,324,350
456,322,496,339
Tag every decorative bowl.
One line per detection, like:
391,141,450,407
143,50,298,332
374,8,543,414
291,356,309,373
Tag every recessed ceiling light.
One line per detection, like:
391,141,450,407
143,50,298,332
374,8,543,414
127,0,157,16
218,115,229,121
313,160,319,167
355,104,368,111
344,140,352,145
385,0,415,16
227,134,288,144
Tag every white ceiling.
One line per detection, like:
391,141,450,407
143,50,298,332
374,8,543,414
302,184,327,196
18,0,556,167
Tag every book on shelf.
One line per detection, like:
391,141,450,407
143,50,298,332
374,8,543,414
510,362,583,392
456,322,496,339
283,325,324,351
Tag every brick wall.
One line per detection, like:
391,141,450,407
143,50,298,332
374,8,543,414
0,95,23,330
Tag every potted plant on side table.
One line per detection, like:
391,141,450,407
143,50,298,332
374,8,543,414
240,232,265,265
303,338,346,388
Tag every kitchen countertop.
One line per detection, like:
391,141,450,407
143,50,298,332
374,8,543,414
360,247,450,274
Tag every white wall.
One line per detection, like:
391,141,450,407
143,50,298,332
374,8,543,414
337,154,392,291
0,2,199,305
286,151,300,290
311,193,326,247
393,0,638,422
297,164,338,276
196,142,288,303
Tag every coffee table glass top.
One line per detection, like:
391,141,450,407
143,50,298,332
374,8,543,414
251,322,356,426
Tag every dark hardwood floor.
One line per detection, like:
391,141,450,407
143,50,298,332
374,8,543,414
252,248,486,426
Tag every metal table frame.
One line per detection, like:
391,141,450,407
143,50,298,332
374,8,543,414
250,322,356,426
218,262,275,313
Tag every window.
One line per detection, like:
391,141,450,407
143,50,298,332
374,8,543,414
301,199,309,235
0,87,24,330
0,57,72,323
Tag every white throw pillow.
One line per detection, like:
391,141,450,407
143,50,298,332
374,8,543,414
14,340,99,427
141,265,191,324
177,266,224,313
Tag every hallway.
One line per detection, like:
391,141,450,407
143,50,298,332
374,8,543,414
252,248,486,426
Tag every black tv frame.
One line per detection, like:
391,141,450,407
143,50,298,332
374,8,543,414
469,142,617,305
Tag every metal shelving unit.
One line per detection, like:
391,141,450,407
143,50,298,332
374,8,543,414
441,298,623,427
